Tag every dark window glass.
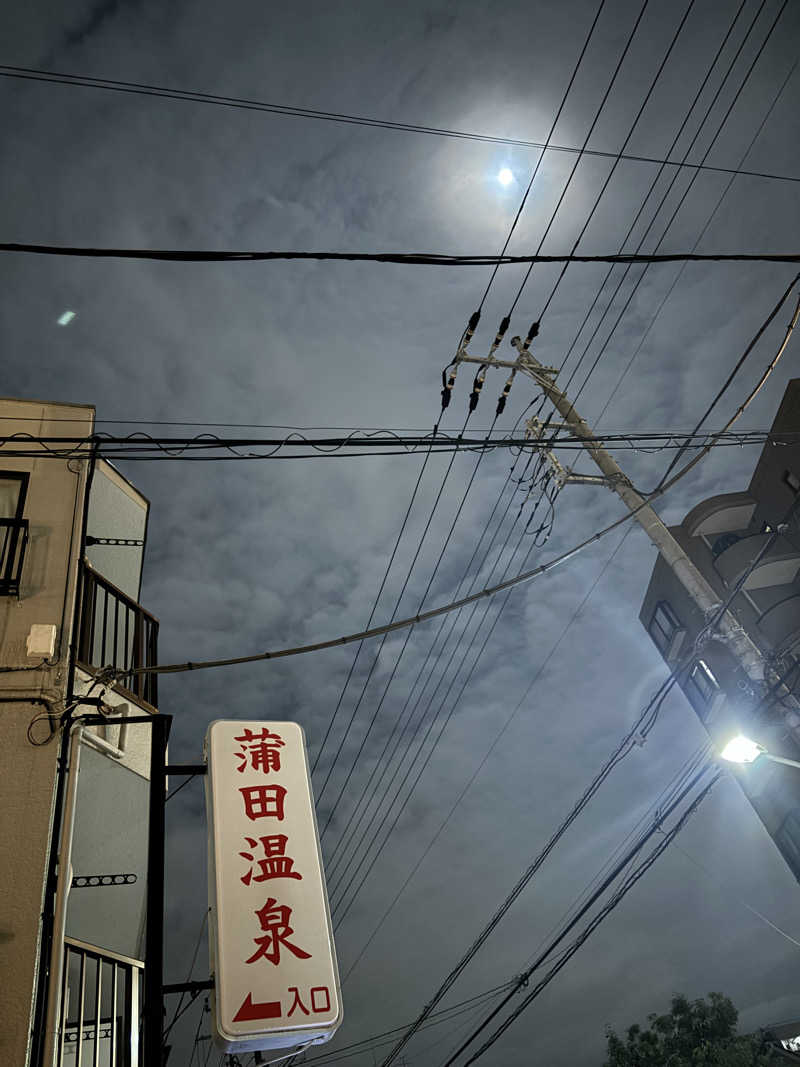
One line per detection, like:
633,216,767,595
685,659,719,720
649,601,682,656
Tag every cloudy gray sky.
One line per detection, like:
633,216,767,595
3,0,800,1063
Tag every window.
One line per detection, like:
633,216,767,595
0,471,28,519
685,659,720,721
0,471,29,596
649,601,685,660
776,809,800,883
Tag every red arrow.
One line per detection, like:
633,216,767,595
233,993,282,1022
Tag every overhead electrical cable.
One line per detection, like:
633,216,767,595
592,52,799,431
655,254,800,489
270,981,517,1067
1,242,797,266
533,0,697,321
423,742,711,1067
319,416,504,845
390,483,800,1067
549,0,750,379
2,427,797,462
325,450,554,886
316,412,485,830
3,64,797,185
328,508,544,914
374,667,680,1067
441,767,721,1067
565,0,787,408
324,441,549,883
327,468,557,913
503,0,657,318
97,266,799,688
233,0,609,823
476,0,607,309
306,0,605,794
310,427,441,777
328,476,566,914
339,525,634,984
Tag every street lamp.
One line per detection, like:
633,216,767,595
720,734,800,770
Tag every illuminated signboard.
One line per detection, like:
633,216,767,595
205,720,342,1054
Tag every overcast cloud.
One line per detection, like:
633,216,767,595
3,0,800,1063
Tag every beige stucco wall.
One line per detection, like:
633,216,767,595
0,398,93,1067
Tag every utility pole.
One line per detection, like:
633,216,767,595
454,335,770,687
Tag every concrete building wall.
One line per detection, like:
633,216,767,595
0,398,94,1067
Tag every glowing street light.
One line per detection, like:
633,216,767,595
720,734,800,770
498,168,514,187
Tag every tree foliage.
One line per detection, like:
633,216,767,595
604,992,775,1066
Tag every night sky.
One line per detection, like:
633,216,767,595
3,1,800,1063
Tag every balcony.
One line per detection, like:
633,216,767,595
758,595,800,653
714,533,800,591
0,516,28,596
58,936,142,1066
77,561,159,709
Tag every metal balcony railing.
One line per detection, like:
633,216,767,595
58,937,143,1066
77,561,159,708
0,516,28,596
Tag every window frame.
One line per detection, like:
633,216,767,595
649,600,685,660
685,658,720,721
0,471,30,596
0,469,29,520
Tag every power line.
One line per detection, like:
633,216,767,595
89,436,779,681
318,418,502,843
338,524,633,985
2,64,797,186
324,441,550,890
355,347,800,1063
314,413,473,813
442,768,721,1067
564,0,787,408
592,50,799,432
3,242,797,266
329,481,558,921
416,473,800,1067
532,0,697,322
477,0,608,310
374,666,678,1067
309,428,441,779
95,267,800,687
310,0,606,853
1,428,797,461
656,273,800,490
550,0,750,383
504,0,659,318
271,981,516,1067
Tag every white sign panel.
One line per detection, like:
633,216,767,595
205,720,342,1053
